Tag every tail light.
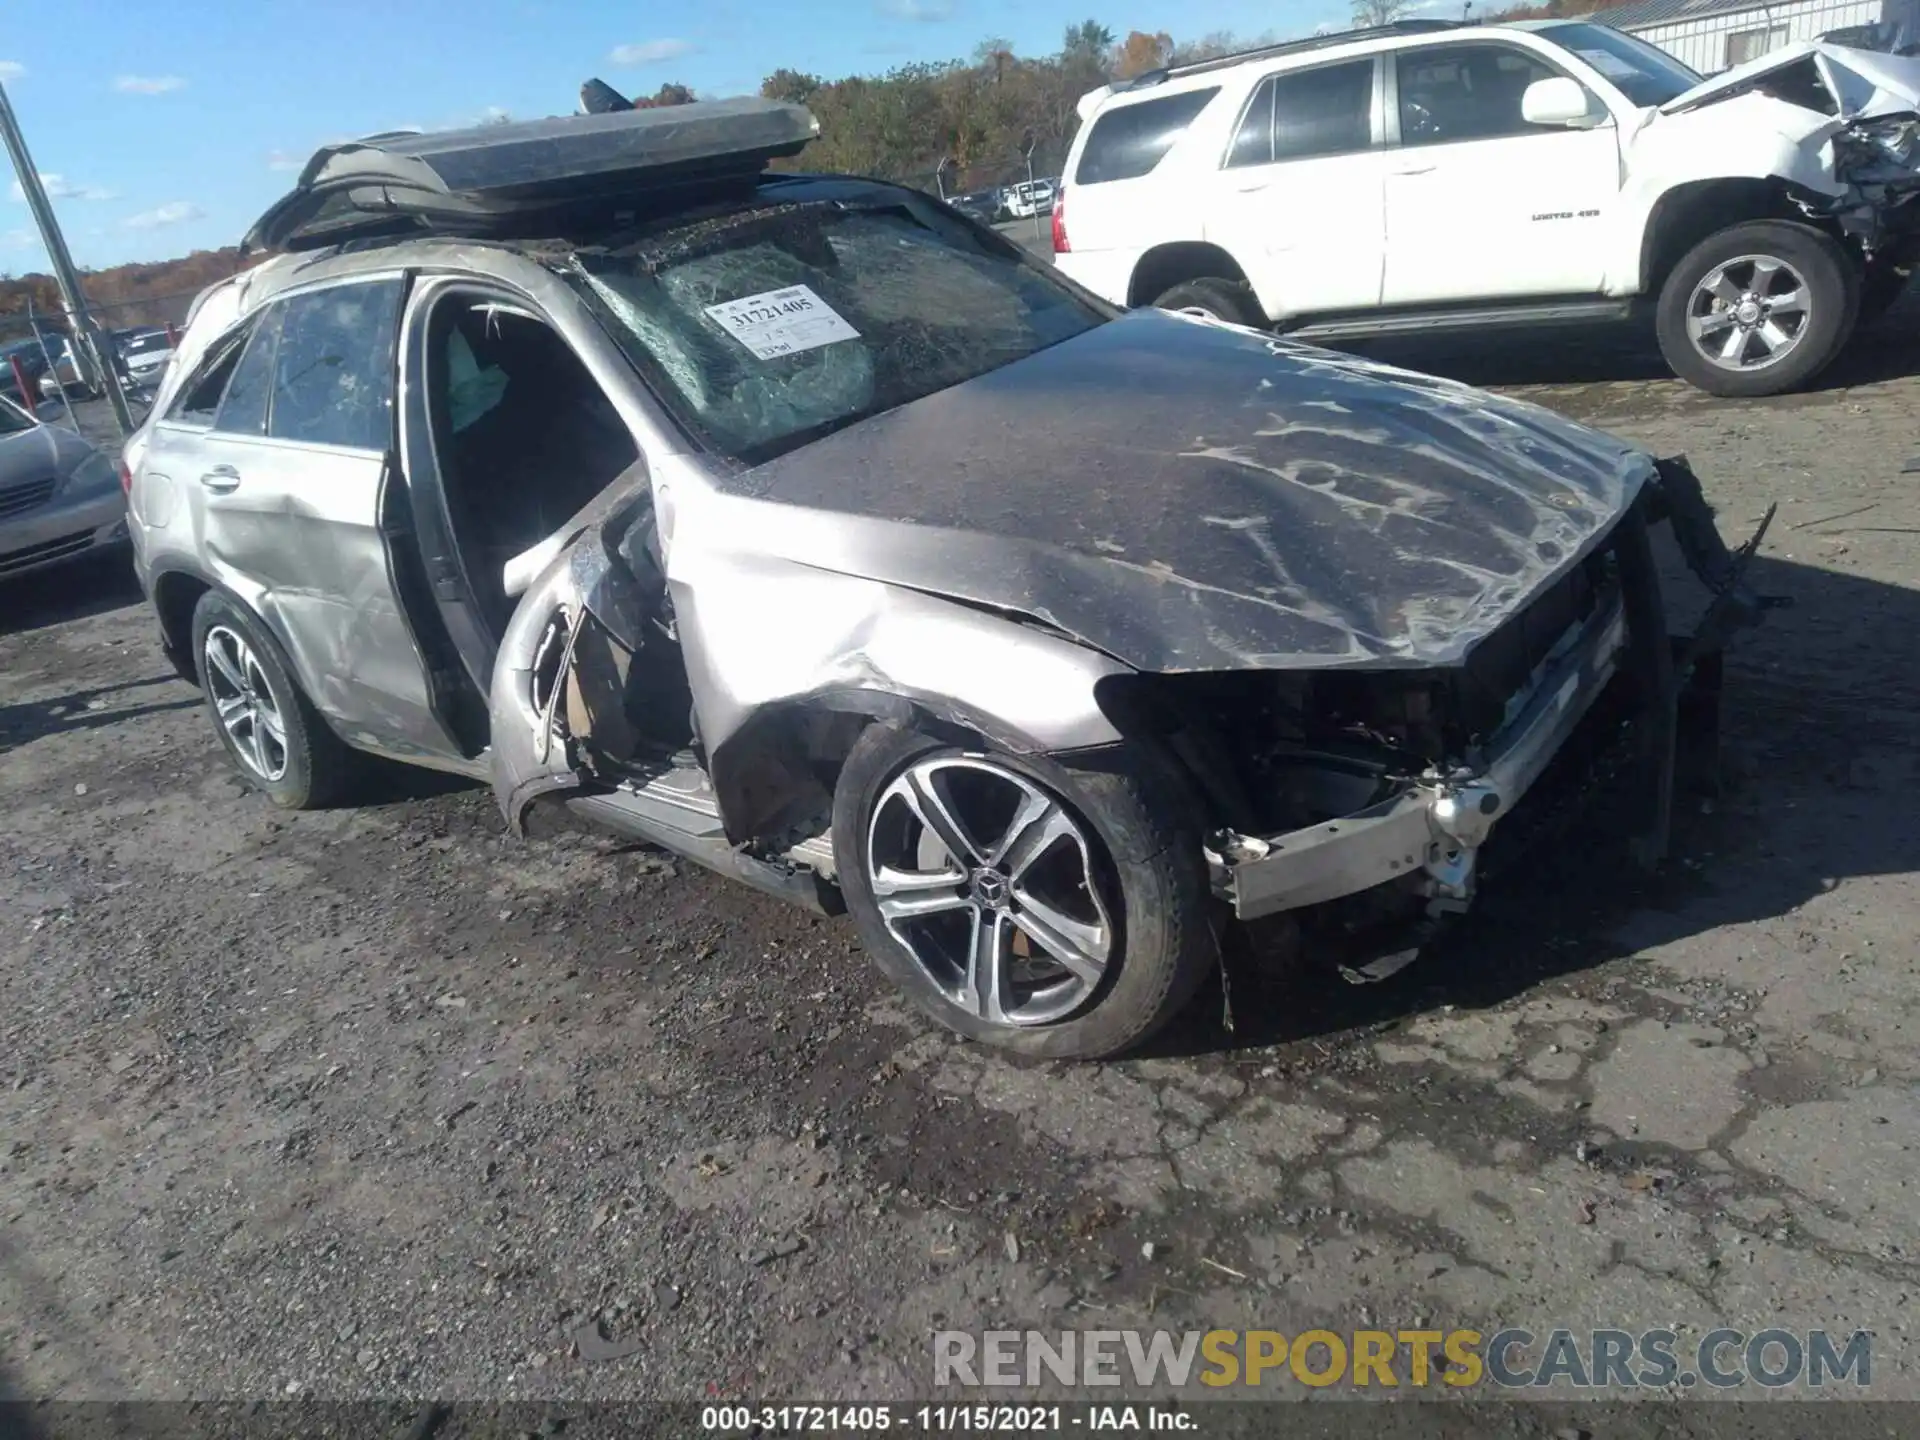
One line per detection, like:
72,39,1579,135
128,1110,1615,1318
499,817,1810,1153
1051,190,1069,254
117,459,133,495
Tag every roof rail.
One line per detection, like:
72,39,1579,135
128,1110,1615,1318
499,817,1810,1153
1119,19,1467,90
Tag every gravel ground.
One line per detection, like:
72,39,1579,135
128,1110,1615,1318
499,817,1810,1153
3,318,1919,1414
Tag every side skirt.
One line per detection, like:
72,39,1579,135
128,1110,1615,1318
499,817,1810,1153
562,782,844,917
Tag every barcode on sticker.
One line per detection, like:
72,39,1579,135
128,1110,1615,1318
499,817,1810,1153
703,284,860,360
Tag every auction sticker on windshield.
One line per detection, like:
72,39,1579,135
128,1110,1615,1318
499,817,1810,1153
704,285,860,360
1572,48,1640,80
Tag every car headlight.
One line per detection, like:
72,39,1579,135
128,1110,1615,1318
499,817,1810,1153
65,449,118,494
1848,114,1920,168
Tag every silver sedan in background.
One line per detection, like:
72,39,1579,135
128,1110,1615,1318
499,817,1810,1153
0,394,127,583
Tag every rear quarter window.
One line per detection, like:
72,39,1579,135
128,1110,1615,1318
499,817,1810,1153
1073,87,1221,185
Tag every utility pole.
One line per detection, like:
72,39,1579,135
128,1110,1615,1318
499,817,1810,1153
0,78,134,437
1019,130,1040,246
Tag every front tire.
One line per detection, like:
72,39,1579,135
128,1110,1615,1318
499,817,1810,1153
190,591,358,810
1152,277,1265,329
1654,220,1857,397
833,726,1214,1060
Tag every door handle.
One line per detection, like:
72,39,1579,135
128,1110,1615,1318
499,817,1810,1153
1392,163,1436,177
199,465,240,494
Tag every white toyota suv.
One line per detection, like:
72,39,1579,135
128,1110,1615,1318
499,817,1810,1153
1051,20,1920,396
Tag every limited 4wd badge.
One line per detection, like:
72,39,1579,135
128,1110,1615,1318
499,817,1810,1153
704,284,860,360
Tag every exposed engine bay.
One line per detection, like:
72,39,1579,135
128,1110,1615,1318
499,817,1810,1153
512,453,1775,967
1665,41,1920,259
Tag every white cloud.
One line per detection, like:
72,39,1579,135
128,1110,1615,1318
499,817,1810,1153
878,0,953,18
0,61,24,82
10,173,115,202
266,150,302,172
608,38,693,65
2,226,37,249
123,201,204,230
113,74,186,95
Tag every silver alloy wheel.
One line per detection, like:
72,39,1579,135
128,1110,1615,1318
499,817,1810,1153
865,755,1114,1027
202,624,289,783
1685,254,1811,372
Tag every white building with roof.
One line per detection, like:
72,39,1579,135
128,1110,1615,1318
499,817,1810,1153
1586,0,1919,73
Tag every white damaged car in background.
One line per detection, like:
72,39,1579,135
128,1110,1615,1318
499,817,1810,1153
1053,22,1920,397
1641,39,1920,375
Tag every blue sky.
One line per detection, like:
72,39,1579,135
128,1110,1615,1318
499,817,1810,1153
0,0,1355,274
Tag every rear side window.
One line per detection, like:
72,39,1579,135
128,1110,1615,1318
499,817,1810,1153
1229,59,1376,168
267,279,403,451
1074,87,1220,185
213,307,283,437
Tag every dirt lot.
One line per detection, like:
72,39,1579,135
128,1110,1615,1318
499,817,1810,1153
3,320,1918,1415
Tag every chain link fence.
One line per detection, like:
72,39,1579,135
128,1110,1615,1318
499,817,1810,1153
0,286,203,352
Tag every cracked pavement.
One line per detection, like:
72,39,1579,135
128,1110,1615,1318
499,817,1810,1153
2,326,1918,1408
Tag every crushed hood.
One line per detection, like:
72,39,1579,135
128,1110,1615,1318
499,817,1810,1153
1662,40,1920,119
714,309,1652,674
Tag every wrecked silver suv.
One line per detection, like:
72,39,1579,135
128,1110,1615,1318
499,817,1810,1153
125,98,1770,1058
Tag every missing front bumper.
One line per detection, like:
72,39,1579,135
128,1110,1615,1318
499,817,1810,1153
1210,601,1629,921
1209,461,1777,923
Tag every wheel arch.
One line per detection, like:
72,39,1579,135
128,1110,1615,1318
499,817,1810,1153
1126,241,1253,310
151,566,216,685
1636,176,1849,296
706,685,1084,850
152,564,313,696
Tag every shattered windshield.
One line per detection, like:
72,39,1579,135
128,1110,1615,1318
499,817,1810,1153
1540,23,1702,107
570,200,1105,464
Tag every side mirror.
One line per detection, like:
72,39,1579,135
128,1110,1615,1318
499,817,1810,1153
1523,76,1604,129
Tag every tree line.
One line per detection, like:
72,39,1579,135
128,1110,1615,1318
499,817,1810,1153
744,2,1609,194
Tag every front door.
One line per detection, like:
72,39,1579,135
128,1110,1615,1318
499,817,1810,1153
1203,56,1391,319
168,276,468,767
1381,41,1623,305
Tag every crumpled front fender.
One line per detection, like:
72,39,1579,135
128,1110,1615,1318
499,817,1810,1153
486,478,1138,842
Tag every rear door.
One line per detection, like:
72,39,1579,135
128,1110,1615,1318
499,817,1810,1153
1380,40,1622,304
1201,56,1391,318
191,276,470,767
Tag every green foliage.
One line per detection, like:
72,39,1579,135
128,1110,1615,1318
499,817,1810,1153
756,17,1270,192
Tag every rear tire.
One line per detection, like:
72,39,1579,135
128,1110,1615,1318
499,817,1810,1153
1152,277,1266,329
832,725,1213,1060
1654,220,1856,397
190,591,360,810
